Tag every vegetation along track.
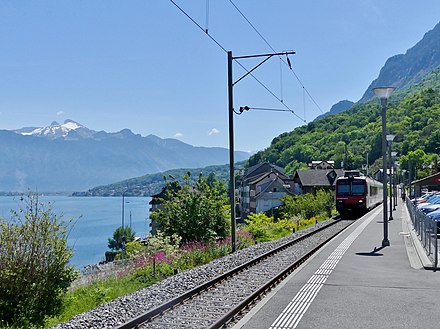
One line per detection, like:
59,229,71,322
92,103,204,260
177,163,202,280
115,218,353,329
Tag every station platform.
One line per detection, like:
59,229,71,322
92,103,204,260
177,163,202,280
233,200,440,329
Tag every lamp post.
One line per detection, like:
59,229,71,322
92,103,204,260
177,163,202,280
121,190,127,258
122,190,127,231
387,134,395,220
373,86,395,247
408,159,412,198
366,151,369,176
391,152,398,210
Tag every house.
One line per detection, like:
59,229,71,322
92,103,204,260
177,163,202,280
255,176,294,214
308,160,335,170
293,167,345,194
239,163,294,218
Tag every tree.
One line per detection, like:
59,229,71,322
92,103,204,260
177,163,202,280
108,226,136,251
400,149,434,179
0,195,77,327
150,174,229,243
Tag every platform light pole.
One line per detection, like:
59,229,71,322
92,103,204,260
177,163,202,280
387,134,396,220
391,151,398,210
228,50,295,252
373,86,395,247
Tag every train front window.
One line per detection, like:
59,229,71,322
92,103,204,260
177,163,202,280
352,181,365,195
337,181,350,195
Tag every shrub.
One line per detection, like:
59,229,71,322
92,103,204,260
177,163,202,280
315,189,335,218
244,213,294,242
150,174,230,243
0,195,78,327
280,190,335,221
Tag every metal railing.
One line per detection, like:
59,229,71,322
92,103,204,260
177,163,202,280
406,197,438,269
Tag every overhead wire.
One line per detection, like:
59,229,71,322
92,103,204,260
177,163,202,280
234,60,305,122
169,0,227,53
227,0,324,114
169,0,306,122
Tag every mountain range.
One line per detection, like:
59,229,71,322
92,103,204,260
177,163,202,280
0,120,249,192
318,21,440,118
360,22,440,103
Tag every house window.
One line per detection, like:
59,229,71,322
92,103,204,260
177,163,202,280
273,188,277,192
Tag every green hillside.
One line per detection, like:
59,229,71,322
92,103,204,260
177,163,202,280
248,69,440,177
73,162,244,197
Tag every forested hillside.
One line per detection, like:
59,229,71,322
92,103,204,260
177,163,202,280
248,69,440,176
74,162,243,196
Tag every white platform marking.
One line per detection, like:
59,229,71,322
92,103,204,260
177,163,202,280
269,208,380,329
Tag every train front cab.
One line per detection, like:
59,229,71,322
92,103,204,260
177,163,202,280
335,177,368,217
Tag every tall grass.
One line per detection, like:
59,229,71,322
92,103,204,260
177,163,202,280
42,229,254,328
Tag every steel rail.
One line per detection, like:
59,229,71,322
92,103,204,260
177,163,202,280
115,217,347,329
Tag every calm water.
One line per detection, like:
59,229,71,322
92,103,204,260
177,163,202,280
0,196,151,270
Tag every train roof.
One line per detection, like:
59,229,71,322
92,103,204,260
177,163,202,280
336,174,382,186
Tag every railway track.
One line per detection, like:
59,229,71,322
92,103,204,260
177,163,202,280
115,218,353,329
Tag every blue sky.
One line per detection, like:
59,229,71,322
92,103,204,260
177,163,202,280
1,1,439,153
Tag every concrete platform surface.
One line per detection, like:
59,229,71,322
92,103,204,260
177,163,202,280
233,201,440,329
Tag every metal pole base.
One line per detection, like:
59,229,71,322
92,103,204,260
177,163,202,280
382,239,390,247
389,216,393,221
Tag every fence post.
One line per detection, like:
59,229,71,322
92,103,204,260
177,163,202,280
435,228,438,270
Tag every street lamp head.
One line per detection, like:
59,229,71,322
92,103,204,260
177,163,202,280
386,134,396,142
373,86,395,100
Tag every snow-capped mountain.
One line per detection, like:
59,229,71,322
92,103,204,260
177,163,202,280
15,119,96,140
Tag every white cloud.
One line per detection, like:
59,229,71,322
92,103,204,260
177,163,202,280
208,128,220,136
174,132,183,138
57,111,64,116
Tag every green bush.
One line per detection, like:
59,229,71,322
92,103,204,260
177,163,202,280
244,213,294,242
150,174,230,243
315,189,336,218
0,195,77,327
280,190,335,221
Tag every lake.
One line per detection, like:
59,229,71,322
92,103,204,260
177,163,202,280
0,196,151,270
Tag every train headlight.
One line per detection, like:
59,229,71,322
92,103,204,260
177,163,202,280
358,200,364,203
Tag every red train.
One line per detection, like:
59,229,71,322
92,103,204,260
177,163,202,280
335,171,383,216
